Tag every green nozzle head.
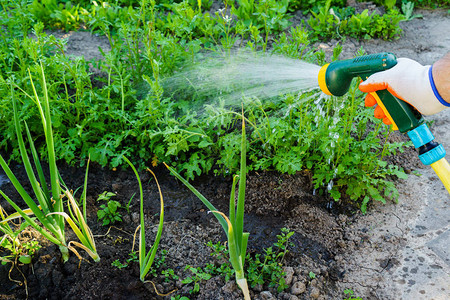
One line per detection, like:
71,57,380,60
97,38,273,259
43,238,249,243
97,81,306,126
318,52,397,96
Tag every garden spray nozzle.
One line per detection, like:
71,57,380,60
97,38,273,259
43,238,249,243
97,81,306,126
318,52,424,133
318,52,450,195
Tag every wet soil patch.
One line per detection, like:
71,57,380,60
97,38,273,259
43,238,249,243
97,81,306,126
0,160,356,299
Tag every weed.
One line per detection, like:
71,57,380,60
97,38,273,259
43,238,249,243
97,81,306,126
246,228,294,292
97,200,122,226
111,251,139,269
97,191,117,202
309,271,316,279
162,268,179,282
401,1,423,20
171,295,190,300
182,266,212,294
343,288,363,300
111,259,128,269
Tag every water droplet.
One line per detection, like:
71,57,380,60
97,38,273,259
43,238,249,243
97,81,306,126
327,180,334,191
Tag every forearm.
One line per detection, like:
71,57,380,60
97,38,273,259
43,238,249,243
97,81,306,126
432,52,450,104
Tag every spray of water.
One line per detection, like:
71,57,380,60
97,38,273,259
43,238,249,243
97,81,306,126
162,51,322,107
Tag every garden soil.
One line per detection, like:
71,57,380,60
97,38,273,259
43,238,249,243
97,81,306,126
1,6,450,300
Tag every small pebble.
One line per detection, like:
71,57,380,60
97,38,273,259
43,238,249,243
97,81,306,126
260,291,275,300
310,287,320,299
291,281,306,295
283,267,294,285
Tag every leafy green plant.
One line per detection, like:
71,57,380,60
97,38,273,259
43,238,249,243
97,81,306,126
97,191,117,202
0,205,41,265
97,200,122,226
124,157,164,282
0,64,99,262
111,259,128,269
171,296,190,300
0,0,412,213
246,228,294,292
182,266,212,294
307,0,405,40
162,268,180,282
288,0,346,12
29,0,88,30
165,113,250,299
96,191,123,226
205,241,234,280
401,0,423,20
343,288,363,300
111,251,139,269
231,0,291,50
369,0,448,8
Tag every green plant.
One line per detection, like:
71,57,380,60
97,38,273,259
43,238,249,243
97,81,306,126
125,193,136,213
29,0,89,30
401,0,422,20
0,0,411,214
162,268,179,282
246,228,294,292
97,191,117,202
0,64,99,262
231,0,291,51
165,113,250,299
307,0,404,40
111,259,128,269
0,206,41,265
288,0,346,12
124,157,164,282
96,191,122,226
205,241,234,281
182,266,212,294
97,200,122,226
309,271,316,279
111,251,139,269
171,296,190,300
343,288,363,300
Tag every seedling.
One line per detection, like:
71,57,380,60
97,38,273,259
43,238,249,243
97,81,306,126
162,268,179,283
246,227,294,292
343,288,363,300
97,200,122,226
111,259,128,269
123,157,164,282
97,191,117,202
182,266,212,294
112,251,139,269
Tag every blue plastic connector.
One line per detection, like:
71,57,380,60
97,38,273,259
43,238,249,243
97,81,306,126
407,124,434,148
419,144,446,165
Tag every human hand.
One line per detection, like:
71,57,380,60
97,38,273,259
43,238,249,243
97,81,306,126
359,58,448,124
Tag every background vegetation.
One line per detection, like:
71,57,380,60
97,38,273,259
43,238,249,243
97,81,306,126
1,0,446,207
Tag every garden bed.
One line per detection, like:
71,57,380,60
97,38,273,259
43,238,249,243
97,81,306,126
1,1,449,300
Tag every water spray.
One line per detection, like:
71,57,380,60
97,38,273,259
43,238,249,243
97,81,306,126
318,52,450,194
